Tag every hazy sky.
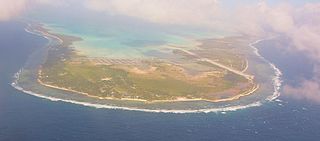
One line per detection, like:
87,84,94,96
1,0,320,103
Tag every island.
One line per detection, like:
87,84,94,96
28,23,259,103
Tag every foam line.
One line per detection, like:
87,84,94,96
10,24,282,113
249,38,283,101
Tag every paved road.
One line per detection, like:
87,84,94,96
170,46,254,80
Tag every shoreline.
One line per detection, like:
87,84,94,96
37,68,260,103
12,68,263,114
11,78,263,113
10,22,282,113
33,23,261,104
248,38,283,101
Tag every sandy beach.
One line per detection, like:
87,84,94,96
29,22,260,104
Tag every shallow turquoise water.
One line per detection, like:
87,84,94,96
27,8,232,59
18,10,281,112
13,22,279,112
1,22,320,141
43,22,212,58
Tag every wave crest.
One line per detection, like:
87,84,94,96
11,32,282,113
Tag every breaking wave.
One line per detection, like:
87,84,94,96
11,71,262,113
249,38,283,101
11,26,282,113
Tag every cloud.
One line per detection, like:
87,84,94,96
283,79,320,103
276,4,320,103
291,4,320,60
65,0,320,103
33,0,70,7
228,2,291,35
84,0,220,26
0,0,27,21
247,2,320,103
0,0,71,21
283,64,320,103
82,1,319,37
1,0,320,102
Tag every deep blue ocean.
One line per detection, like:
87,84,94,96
0,22,320,141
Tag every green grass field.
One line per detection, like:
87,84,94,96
39,35,256,102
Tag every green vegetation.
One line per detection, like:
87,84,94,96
41,60,240,101
197,38,248,71
38,29,257,102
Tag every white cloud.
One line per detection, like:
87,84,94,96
230,2,320,59
0,0,70,21
33,0,70,7
84,0,220,26
227,2,296,36
283,65,320,103
1,0,320,102
291,4,320,60
0,0,27,21
232,3,320,104
284,79,320,103
76,0,320,103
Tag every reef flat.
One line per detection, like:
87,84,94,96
32,24,259,103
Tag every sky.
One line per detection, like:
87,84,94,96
0,0,320,103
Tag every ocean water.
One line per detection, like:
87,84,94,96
27,8,224,59
42,21,208,59
13,19,280,112
1,22,320,141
